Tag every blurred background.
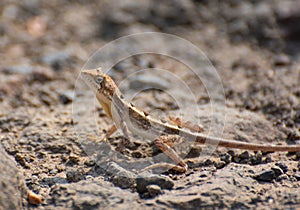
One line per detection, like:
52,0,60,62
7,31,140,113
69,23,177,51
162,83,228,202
1,0,300,71
0,0,300,209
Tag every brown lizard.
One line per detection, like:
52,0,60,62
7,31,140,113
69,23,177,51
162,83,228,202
81,67,300,172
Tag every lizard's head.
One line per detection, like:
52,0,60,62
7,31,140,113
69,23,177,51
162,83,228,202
81,68,118,103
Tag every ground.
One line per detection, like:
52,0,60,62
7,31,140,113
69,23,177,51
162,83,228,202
0,0,300,209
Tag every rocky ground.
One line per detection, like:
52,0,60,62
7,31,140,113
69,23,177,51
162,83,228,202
0,0,300,209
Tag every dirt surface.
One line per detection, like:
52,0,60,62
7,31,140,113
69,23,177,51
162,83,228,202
1,0,300,209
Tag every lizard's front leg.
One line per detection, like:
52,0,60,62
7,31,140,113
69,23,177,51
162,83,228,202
99,124,117,142
113,107,131,152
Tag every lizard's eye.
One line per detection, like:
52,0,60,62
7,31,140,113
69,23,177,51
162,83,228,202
95,76,103,84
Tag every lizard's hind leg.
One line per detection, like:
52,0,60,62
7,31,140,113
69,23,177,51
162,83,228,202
142,135,188,173
168,116,203,133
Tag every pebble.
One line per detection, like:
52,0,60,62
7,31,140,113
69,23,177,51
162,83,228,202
263,156,272,163
294,174,300,181
40,177,67,187
239,151,250,159
15,153,29,168
58,91,75,105
66,168,85,182
227,150,235,157
136,174,174,194
214,160,227,169
220,153,232,164
250,151,262,165
237,151,251,163
49,169,58,175
273,54,291,66
253,166,284,182
253,169,275,182
146,184,162,198
84,159,96,167
28,191,42,205
66,155,80,166
107,162,136,189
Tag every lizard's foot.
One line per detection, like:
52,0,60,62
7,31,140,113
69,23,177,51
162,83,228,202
151,135,188,173
141,162,187,173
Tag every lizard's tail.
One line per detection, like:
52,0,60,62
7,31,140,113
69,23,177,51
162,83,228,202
195,135,300,152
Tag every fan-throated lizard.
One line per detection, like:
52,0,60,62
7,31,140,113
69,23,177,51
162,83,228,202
81,68,300,172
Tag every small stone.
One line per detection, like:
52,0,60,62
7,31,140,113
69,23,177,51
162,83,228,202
84,159,95,167
49,169,58,175
146,185,162,197
275,162,288,173
263,156,272,163
112,175,135,189
136,174,174,193
40,177,67,187
107,162,136,189
66,168,85,183
250,151,262,165
15,153,29,168
58,91,75,105
131,151,142,158
239,151,250,159
267,196,274,204
253,169,275,182
273,54,291,66
214,160,227,169
227,150,235,157
204,159,213,166
238,151,250,163
220,153,232,164
233,156,241,163
66,155,80,166
28,191,42,205
294,174,300,181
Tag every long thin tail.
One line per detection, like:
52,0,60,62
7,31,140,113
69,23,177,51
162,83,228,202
195,135,300,152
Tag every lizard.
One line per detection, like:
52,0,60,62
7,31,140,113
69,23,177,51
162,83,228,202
81,67,300,172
